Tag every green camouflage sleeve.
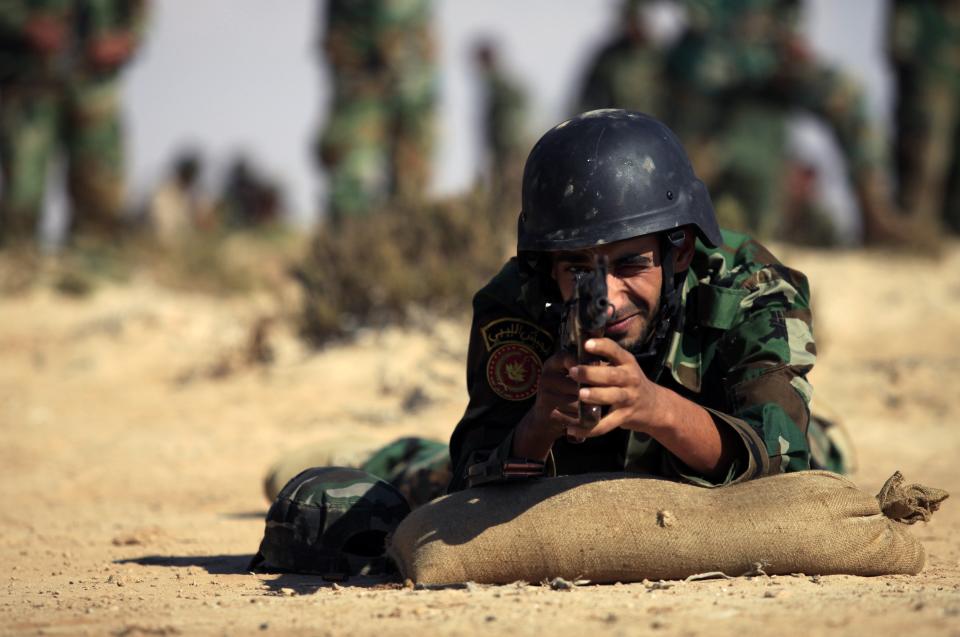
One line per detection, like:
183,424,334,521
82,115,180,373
697,241,815,482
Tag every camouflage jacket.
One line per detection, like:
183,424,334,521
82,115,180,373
448,229,814,491
0,0,148,83
888,0,960,84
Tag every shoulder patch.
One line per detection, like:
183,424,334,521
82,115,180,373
486,343,542,401
480,317,553,402
480,317,553,358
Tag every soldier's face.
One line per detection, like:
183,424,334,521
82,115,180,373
551,235,664,352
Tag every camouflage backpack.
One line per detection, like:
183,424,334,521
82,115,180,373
250,467,411,578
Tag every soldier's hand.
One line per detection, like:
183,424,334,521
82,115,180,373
569,337,661,439
24,16,66,55
531,350,580,435
512,351,578,460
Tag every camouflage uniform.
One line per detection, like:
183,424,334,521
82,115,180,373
0,0,147,245
576,0,669,118
666,0,901,243
449,229,824,492
270,228,844,503
474,42,528,201
888,0,960,234
317,0,437,222
360,437,450,509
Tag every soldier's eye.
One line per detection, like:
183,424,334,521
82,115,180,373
615,264,649,277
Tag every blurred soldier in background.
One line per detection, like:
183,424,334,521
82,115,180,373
577,0,681,118
665,0,911,245
146,150,208,246
888,0,960,235
219,157,285,230
473,39,528,202
0,0,148,247
315,0,437,223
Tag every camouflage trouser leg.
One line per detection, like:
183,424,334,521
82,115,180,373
0,83,61,246
63,76,125,239
319,98,391,222
795,64,909,243
807,412,854,475
390,112,432,203
893,70,960,231
385,31,436,203
389,94,434,203
795,64,883,177
360,437,451,509
711,105,787,238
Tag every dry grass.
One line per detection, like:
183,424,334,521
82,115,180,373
294,189,516,345
0,191,519,348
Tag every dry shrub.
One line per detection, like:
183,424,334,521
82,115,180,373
295,189,516,346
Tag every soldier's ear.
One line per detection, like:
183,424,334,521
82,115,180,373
673,230,696,272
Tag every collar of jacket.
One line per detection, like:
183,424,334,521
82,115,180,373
662,265,748,393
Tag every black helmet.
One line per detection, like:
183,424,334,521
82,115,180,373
517,110,720,379
249,467,411,578
518,109,721,252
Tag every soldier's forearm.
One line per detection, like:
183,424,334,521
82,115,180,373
511,407,557,462
642,387,741,479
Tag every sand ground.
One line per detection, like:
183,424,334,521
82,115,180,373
1,243,959,636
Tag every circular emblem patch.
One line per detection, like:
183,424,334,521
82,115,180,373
486,343,541,401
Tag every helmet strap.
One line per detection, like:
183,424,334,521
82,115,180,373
634,230,686,381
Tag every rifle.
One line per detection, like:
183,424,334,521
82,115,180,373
559,255,612,441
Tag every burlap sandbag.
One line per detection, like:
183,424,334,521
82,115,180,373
389,471,948,585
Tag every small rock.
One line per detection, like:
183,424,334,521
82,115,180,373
547,577,575,591
656,510,676,528
259,622,269,631
280,587,296,597
645,580,674,591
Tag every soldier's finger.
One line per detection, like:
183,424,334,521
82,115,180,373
543,352,576,374
579,416,621,439
550,409,580,429
584,337,636,366
542,393,578,415
570,363,632,387
578,385,630,406
540,376,579,397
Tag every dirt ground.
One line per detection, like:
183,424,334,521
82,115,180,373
1,242,959,637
